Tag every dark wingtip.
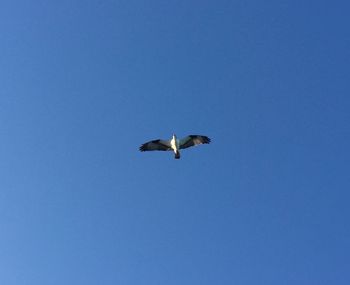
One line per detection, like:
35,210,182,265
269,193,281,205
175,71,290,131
203,136,211,144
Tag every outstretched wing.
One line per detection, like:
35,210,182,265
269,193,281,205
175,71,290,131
179,135,211,149
139,139,172,152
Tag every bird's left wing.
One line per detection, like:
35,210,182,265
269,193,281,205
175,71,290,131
139,139,172,152
179,135,211,149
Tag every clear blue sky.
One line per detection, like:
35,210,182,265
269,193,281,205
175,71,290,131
1,1,349,284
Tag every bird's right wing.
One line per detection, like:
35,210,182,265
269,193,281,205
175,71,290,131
179,135,211,149
139,139,172,152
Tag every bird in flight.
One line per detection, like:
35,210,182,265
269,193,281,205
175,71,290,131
139,134,211,159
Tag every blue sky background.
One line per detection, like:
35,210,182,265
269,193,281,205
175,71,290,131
1,1,349,284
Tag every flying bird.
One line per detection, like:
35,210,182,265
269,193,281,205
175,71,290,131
139,134,211,159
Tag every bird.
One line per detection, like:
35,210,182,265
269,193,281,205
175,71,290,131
139,134,211,159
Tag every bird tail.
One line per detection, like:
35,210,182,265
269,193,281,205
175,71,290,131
174,150,180,159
